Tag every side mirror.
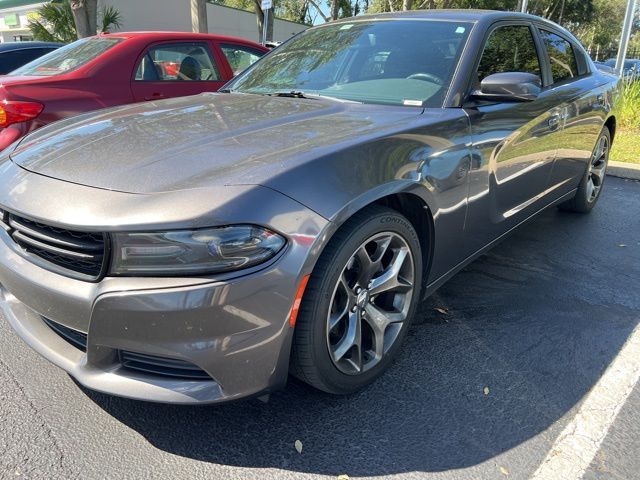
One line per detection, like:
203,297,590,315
471,72,542,102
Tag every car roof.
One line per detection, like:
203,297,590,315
0,41,63,52
329,9,546,23
324,9,581,48
98,31,266,47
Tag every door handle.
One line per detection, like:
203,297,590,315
144,93,165,101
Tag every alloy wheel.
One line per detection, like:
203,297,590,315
326,232,415,375
587,134,609,203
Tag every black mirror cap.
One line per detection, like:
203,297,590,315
472,72,542,103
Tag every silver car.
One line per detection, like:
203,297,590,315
0,10,617,403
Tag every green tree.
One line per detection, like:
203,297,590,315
528,0,594,25
29,0,122,43
328,0,366,19
366,0,598,24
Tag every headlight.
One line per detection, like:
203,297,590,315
110,225,285,275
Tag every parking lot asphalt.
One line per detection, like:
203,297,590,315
1,176,639,480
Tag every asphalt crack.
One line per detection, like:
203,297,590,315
0,357,79,480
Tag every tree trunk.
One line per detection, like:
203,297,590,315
86,0,97,35
191,0,208,33
330,0,340,20
402,0,413,10
252,0,274,42
70,0,92,38
254,0,264,40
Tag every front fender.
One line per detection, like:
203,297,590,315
267,109,474,287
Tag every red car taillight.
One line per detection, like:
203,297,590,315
0,100,44,128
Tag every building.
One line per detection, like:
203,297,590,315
100,0,307,43
0,0,307,44
0,0,45,42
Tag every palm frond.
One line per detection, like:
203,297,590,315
28,19,60,42
28,1,78,43
99,5,122,33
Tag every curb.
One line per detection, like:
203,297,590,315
607,161,640,181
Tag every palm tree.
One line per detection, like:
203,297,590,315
28,0,122,43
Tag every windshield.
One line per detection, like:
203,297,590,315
226,20,472,107
10,37,122,77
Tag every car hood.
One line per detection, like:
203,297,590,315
11,92,423,194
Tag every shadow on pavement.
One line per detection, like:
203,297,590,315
86,181,640,477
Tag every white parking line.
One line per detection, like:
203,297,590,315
531,323,640,480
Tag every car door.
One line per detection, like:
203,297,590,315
463,22,565,254
536,27,605,193
130,41,226,102
217,43,266,77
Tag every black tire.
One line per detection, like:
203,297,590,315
559,127,611,213
290,205,423,394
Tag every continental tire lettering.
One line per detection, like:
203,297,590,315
379,216,418,241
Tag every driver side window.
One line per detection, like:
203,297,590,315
477,25,541,83
134,42,220,82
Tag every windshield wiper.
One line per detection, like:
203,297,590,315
269,91,313,99
267,90,362,104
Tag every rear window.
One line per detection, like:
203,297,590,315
539,30,579,84
10,37,122,77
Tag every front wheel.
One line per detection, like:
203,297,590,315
559,127,610,213
290,206,423,394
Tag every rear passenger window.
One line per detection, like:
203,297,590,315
477,25,541,83
135,42,220,81
219,44,264,76
540,30,579,83
0,48,56,74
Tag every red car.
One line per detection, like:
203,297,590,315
0,32,268,150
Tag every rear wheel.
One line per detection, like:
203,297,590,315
290,206,422,394
559,127,610,213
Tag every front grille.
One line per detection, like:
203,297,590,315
119,351,211,380
1,210,107,280
43,317,87,352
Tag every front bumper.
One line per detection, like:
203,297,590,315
0,231,313,403
0,169,328,404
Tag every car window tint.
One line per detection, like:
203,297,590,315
135,43,220,81
220,44,264,76
10,38,121,76
477,25,541,83
540,30,579,83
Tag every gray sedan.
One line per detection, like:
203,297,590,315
0,10,618,403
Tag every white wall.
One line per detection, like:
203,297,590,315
0,2,45,43
100,0,307,43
